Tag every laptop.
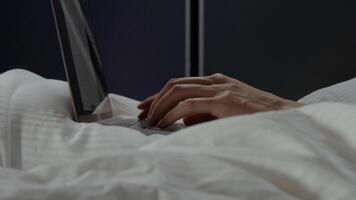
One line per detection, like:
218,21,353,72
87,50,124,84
50,0,184,135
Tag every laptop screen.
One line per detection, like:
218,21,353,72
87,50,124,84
52,0,108,118
52,0,186,120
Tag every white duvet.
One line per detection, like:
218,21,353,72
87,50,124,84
0,69,356,200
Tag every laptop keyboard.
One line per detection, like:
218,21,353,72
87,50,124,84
99,118,185,135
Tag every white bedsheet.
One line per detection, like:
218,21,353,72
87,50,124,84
299,77,356,105
1,69,356,200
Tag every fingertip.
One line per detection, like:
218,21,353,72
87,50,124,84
138,113,145,120
139,94,157,108
138,110,149,120
157,120,168,129
137,102,146,109
147,117,159,128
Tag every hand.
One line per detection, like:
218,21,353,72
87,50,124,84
138,73,303,129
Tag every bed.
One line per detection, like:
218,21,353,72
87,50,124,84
0,69,356,199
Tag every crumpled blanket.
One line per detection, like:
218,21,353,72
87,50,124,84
0,69,356,200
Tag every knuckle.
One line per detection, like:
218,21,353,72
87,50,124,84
218,91,233,102
166,78,180,87
171,84,184,92
212,73,225,78
166,80,176,87
210,73,227,81
181,99,196,108
224,91,233,97
168,78,179,83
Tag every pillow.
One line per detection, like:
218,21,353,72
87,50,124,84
0,69,142,169
299,78,356,105
10,80,73,116
0,69,72,167
0,69,44,132
0,69,47,166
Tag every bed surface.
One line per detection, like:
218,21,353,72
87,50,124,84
1,69,356,200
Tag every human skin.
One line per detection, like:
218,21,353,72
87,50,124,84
138,73,303,129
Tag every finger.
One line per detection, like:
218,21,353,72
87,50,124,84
138,94,157,109
206,73,230,84
156,98,218,129
138,109,149,120
147,84,217,126
149,77,214,113
183,114,217,126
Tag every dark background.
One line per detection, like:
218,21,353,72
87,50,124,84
0,0,65,80
205,0,356,99
1,0,356,100
87,0,185,99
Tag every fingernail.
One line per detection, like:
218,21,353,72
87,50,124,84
137,103,145,109
138,112,144,120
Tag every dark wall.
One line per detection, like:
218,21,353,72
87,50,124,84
88,0,185,100
1,0,356,101
0,0,185,100
0,0,65,80
205,0,356,99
